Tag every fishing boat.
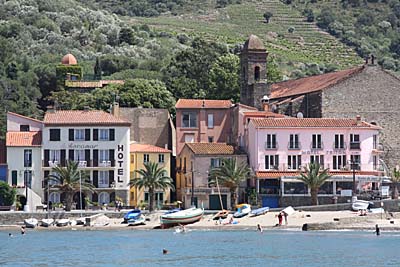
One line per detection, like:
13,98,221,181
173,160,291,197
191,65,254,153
123,209,141,222
24,218,38,228
128,215,146,226
352,200,373,211
56,219,70,227
250,207,270,217
160,207,204,226
41,218,54,227
213,210,229,220
233,204,251,218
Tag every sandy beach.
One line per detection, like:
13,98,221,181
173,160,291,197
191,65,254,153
1,209,399,232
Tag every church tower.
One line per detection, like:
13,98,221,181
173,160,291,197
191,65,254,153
240,35,269,110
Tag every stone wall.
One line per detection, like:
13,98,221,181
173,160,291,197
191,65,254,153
280,196,352,207
322,65,400,167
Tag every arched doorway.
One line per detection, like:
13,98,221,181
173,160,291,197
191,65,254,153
73,192,86,210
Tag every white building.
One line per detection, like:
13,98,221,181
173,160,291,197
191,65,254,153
42,110,131,207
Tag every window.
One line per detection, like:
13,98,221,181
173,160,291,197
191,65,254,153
158,154,164,163
99,129,109,141
74,150,85,161
336,181,353,195
24,149,32,167
333,155,347,170
182,112,197,128
265,155,279,170
318,182,333,195
48,172,60,185
99,192,110,205
284,182,308,194
208,114,214,128
287,155,301,170
310,155,324,167
99,150,109,166
75,129,85,141
208,136,214,143
312,134,322,149
49,129,60,141
24,171,32,188
211,158,221,168
49,150,61,163
373,135,378,150
144,154,150,163
11,170,17,186
20,125,30,132
373,155,378,170
254,66,260,81
265,134,277,149
184,134,195,143
350,134,360,149
350,155,361,170
334,134,345,149
49,192,61,204
99,171,109,188
145,192,164,206
289,134,299,149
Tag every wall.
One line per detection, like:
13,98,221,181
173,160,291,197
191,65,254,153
321,65,400,167
7,113,42,132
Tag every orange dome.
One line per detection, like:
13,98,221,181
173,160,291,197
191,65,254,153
61,54,77,65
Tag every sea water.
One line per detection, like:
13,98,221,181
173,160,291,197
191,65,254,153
1,229,399,267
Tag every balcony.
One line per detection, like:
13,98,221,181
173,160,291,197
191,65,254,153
264,142,278,150
48,161,59,168
99,160,112,167
349,142,361,150
287,142,301,150
78,161,87,168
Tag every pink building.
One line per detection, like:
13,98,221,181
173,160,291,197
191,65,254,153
175,99,233,155
247,116,385,207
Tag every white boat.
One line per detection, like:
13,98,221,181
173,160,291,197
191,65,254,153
24,218,38,228
233,204,251,218
128,215,146,226
160,207,204,226
56,219,70,227
250,207,269,217
281,206,295,216
352,200,372,211
70,220,77,226
41,219,54,227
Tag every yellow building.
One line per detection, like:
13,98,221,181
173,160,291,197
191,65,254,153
129,143,171,208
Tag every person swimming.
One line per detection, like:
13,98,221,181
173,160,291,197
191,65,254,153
257,224,263,233
163,249,169,254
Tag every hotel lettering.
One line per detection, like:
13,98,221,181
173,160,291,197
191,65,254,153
117,144,124,183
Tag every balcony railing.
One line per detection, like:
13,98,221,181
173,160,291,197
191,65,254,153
310,142,324,150
287,142,301,150
350,142,361,150
265,142,278,150
99,160,112,167
48,161,59,168
333,142,347,150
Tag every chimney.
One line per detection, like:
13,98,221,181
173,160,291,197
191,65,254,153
356,115,361,124
112,102,120,117
263,102,270,112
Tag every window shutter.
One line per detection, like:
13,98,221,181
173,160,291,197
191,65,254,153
69,129,74,141
85,150,90,165
93,171,98,188
85,129,90,141
93,149,98,167
109,170,114,187
109,129,115,141
44,150,49,167
60,150,66,166
69,150,74,161
93,129,98,141
109,149,115,167
265,156,269,169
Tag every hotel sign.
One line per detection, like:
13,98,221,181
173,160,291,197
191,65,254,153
117,144,124,183
301,149,347,155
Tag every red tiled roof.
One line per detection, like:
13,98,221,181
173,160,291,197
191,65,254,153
7,112,43,123
44,110,130,126
130,143,170,153
65,80,124,88
256,170,382,178
6,131,42,147
270,66,364,99
61,53,77,65
186,143,235,155
176,99,232,109
250,118,380,129
243,111,285,119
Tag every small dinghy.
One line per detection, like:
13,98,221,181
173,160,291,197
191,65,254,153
128,215,146,226
250,207,270,217
24,218,38,228
41,219,54,227
213,210,229,220
56,219,70,227
123,209,141,223
233,204,251,218
160,207,204,226
352,200,373,211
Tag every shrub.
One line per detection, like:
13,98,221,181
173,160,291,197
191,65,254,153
0,181,16,206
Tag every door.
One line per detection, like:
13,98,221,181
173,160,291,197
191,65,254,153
209,194,227,210
262,196,279,208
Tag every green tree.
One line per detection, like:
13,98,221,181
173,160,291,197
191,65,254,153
267,57,283,83
298,163,331,206
208,54,240,102
209,158,251,209
48,90,92,110
130,161,175,212
391,167,400,199
119,27,134,45
0,181,16,206
47,161,95,211
263,11,273,23
94,57,102,80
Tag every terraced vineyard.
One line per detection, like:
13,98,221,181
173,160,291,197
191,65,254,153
134,0,363,76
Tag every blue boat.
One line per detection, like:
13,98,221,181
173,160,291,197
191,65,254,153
250,207,270,217
124,209,141,222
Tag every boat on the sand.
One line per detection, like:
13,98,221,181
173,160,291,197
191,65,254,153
56,219,70,227
213,210,229,220
250,207,269,217
24,218,38,228
352,200,373,211
233,204,251,218
41,219,54,227
123,209,141,223
128,215,146,226
160,207,204,226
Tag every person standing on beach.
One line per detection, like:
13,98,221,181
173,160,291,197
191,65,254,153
283,212,288,225
278,212,283,226
21,226,25,235
375,224,380,236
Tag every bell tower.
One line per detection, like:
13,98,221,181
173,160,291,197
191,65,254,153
240,35,269,110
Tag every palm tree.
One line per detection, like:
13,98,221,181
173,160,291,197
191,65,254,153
130,161,175,212
391,167,400,199
47,160,94,211
209,158,250,209
298,162,331,206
